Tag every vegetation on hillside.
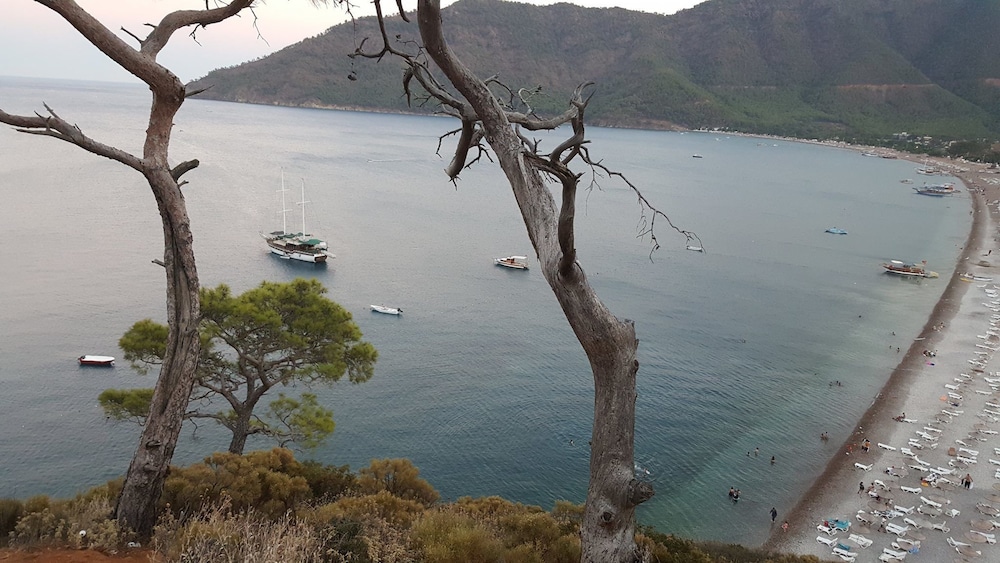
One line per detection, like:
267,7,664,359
1,449,819,562
188,0,1000,145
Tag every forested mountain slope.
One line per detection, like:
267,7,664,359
188,0,1000,140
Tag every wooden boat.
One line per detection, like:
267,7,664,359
261,171,332,263
78,355,115,366
913,183,958,196
882,260,939,278
494,255,529,269
370,304,402,315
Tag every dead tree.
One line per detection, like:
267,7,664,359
353,1,702,560
0,0,256,538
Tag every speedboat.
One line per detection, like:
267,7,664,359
78,355,115,366
825,227,848,235
370,304,402,315
494,256,529,269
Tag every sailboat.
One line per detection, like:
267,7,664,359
260,171,332,263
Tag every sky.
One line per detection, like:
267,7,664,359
0,1,706,83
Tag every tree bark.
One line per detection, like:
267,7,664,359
415,2,650,560
114,89,202,539
6,0,259,539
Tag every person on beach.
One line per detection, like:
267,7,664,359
754,447,759,457
770,507,777,522
859,481,865,495
964,474,973,489
729,487,735,500
781,521,788,533
770,456,775,464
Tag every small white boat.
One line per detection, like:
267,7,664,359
495,255,529,269
685,245,704,252
78,355,115,366
370,305,402,315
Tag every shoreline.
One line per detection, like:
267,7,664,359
765,148,1000,559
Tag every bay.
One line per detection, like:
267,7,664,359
0,76,969,545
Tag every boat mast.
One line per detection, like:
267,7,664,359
277,169,291,234
298,179,310,235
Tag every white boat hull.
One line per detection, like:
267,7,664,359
371,305,402,315
78,355,115,366
494,256,529,269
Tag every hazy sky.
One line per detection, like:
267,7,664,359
0,1,706,83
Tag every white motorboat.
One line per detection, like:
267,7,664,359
494,255,529,269
370,305,402,315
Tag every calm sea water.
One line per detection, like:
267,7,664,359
0,77,971,545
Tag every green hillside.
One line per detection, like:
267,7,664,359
188,0,1000,141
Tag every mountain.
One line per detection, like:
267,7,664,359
188,0,1000,141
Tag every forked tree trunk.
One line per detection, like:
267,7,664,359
416,2,651,560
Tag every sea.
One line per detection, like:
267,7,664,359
0,76,972,546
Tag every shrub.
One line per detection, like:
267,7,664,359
296,460,356,501
0,498,24,547
161,448,311,518
357,459,439,507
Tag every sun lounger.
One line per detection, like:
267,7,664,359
959,447,979,456
945,383,961,390
948,536,971,548
848,533,872,548
900,486,922,494
878,554,901,562
854,462,872,471
930,520,950,532
878,442,896,451
985,408,1000,416
817,535,838,547
832,547,856,561
976,389,993,395
817,524,838,536
885,522,909,536
944,508,960,518
920,496,942,508
892,538,919,551
901,417,917,423
913,457,931,467
883,547,908,559
900,447,915,457
991,458,1000,466
917,505,941,516
893,505,913,514
903,517,920,528
969,530,996,544
956,455,976,464
855,511,872,524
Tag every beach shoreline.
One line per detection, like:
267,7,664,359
764,147,1000,559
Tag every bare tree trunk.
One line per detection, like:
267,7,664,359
0,0,258,538
115,94,202,538
415,2,652,560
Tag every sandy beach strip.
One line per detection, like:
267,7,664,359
765,152,1000,561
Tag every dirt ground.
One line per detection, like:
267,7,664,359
0,549,158,563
